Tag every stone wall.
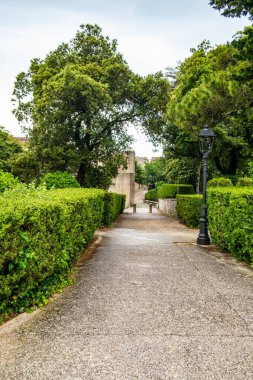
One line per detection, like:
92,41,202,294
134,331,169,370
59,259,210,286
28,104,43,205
109,151,135,208
158,198,177,218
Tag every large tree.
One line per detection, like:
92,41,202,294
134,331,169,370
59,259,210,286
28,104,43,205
166,28,253,176
209,0,253,20
144,158,167,186
13,24,169,188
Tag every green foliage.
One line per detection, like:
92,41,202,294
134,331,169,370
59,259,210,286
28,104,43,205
0,171,19,192
9,151,40,185
164,157,201,189
207,177,233,187
176,194,202,228
224,175,241,185
144,189,158,202
247,161,253,177
156,181,166,188
166,28,253,176
209,0,253,20
236,177,253,187
40,171,80,189
0,126,22,172
13,24,169,189
102,192,126,226
135,160,146,185
0,188,124,323
157,184,194,199
207,187,253,264
143,158,167,186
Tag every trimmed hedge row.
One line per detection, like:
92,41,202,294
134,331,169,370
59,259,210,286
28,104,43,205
157,184,194,199
207,187,253,265
145,189,158,202
103,192,126,226
0,188,125,323
176,194,202,228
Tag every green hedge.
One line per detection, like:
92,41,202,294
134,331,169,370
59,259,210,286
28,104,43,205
207,177,233,188
145,189,158,201
0,171,19,192
176,194,202,228
0,188,125,323
236,177,253,187
157,184,194,199
102,192,126,226
207,187,253,265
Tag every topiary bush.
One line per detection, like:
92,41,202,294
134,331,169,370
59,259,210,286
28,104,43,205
207,187,253,265
0,188,124,323
157,184,194,199
207,177,233,188
145,189,158,202
236,177,253,187
40,171,80,189
176,194,202,228
0,170,19,193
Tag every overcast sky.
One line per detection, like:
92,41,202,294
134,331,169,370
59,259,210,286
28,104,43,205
0,0,250,157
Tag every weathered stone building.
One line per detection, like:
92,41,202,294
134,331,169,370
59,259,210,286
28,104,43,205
109,151,135,208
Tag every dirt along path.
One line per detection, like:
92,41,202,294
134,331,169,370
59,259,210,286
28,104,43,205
1,203,253,380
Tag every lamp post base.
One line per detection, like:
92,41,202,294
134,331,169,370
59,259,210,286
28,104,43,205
197,234,210,245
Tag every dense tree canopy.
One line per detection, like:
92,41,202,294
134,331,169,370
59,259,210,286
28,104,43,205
13,24,169,188
209,0,253,20
144,158,167,186
166,27,253,176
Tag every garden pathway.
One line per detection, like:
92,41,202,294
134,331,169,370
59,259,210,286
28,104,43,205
1,204,253,379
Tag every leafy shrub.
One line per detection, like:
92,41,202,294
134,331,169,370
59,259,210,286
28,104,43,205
236,177,253,187
102,192,126,226
248,161,253,177
156,181,166,188
145,189,158,201
176,194,202,228
40,171,80,189
224,175,240,186
0,188,124,323
207,177,233,188
157,184,194,199
0,170,19,192
207,187,253,265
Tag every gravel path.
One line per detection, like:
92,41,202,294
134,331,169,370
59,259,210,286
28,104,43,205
1,204,253,379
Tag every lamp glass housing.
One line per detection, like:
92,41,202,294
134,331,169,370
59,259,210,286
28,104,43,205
199,127,216,154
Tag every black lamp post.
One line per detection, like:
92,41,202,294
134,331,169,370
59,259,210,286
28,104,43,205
197,126,216,245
